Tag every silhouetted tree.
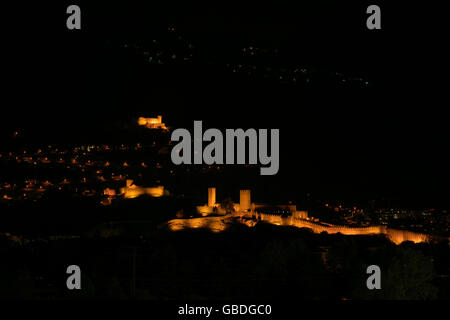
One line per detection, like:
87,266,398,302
255,238,326,299
352,246,438,300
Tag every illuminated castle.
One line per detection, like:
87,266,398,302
120,179,168,199
102,180,168,203
138,115,168,130
196,187,252,216
170,187,428,244
196,187,308,219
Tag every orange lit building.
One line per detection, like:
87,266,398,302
172,187,429,245
138,115,168,130
120,179,167,199
102,180,168,203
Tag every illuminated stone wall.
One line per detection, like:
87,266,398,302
293,210,308,219
119,180,166,199
167,216,230,233
385,228,429,245
181,188,430,245
255,212,429,244
196,205,214,217
167,210,430,245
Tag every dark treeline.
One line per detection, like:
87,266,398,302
1,224,449,300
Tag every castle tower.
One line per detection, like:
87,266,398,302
208,187,216,207
126,179,134,188
240,190,251,212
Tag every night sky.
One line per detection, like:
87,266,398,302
1,1,448,206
